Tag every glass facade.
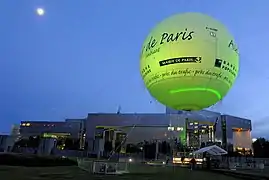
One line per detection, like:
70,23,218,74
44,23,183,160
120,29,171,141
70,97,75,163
86,109,252,151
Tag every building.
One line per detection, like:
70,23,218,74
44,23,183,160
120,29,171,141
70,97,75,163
222,114,252,152
85,108,252,154
166,107,252,151
20,119,85,139
85,113,185,155
11,124,20,136
19,119,86,154
0,135,9,152
0,135,16,152
17,109,252,156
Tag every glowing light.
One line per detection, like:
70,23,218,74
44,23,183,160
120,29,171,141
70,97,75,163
170,88,222,100
36,8,45,16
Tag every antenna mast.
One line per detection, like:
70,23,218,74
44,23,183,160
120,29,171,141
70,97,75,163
116,105,121,114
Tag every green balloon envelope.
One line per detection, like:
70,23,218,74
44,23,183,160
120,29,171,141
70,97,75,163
140,12,239,111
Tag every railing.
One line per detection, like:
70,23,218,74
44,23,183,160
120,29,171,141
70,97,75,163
228,162,264,170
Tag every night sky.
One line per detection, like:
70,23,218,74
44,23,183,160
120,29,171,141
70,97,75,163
1,0,269,137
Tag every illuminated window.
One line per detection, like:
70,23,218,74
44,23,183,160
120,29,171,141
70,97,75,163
194,122,198,125
177,127,183,131
43,133,57,138
168,127,174,131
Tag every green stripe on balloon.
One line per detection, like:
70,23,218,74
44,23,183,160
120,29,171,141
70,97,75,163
169,87,222,100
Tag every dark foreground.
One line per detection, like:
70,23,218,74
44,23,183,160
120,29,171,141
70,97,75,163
0,153,76,167
0,166,241,180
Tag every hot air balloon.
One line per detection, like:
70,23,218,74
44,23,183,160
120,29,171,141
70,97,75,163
140,12,239,111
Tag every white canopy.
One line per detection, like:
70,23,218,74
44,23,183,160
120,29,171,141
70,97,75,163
193,145,227,156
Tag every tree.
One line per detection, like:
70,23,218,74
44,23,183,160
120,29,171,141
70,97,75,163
84,141,88,150
28,136,40,148
13,136,40,149
200,142,206,148
104,141,113,157
64,138,80,150
144,142,156,160
114,141,121,153
176,141,188,152
126,144,140,154
64,138,74,149
160,141,171,155
160,141,166,154
252,138,269,158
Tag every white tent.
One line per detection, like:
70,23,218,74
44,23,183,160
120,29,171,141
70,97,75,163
193,145,227,156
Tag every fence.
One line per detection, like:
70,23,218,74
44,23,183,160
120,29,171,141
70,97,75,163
223,157,269,165
77,158,129,174
218,156,266,170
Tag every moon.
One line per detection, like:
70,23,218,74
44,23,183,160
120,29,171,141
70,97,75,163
36,8,45,16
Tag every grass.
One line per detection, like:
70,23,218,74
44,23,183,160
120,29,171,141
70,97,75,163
0,153,76,167
0,165,241,180
0,153,266,180
235,167,269,177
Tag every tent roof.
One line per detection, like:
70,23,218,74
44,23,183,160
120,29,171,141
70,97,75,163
193,145,227,156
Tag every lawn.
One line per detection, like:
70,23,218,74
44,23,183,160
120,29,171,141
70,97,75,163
0,165,241,180
0,153,76,166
